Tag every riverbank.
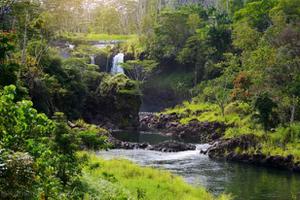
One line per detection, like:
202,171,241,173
81,153,230,200
139,112,226,143
206,134,300,172
139,101,300,173
97,130,300,200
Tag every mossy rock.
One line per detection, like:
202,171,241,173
84,74,141,129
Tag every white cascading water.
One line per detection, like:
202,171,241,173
68,43,75,50
111,53,125,75
90,55,95,65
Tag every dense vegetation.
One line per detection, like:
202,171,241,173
139,0,300,161
1,0,300,199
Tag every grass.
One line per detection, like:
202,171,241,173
163,101,251,126
85,33,136,41
60,33,136,43
81,153,231,200
261,143,300,162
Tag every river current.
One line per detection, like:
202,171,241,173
97,131,300,200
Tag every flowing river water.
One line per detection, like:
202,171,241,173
97,131,300,200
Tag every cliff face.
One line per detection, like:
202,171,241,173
83,74,142,130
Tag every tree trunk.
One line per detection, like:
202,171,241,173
194,64,198,87
21,11,29,65
290,95,296,123
221,103,225,117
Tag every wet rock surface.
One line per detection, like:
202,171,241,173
148,141,196,152
109,136,196,152
139,113,226,143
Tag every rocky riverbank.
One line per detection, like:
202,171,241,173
104,112,300,173
139,112,226,143
205,134,300,172
109,136,196,152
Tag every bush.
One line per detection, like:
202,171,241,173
73,120,110,150
0,86,84,199
271,123,300,146
224,101,253,116
78,128,109,150
0,150,35,199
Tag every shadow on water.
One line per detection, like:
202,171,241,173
102,131,300,200
111,130,174,144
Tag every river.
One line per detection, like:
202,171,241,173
97,131,300,200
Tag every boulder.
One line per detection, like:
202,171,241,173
139,113,226,143
110,136,195,152
148,140,196,152
207,134,299,171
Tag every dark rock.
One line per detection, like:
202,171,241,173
207,134,259,159
139,113,226,143
84,74,141,130
207,134,299,172
200,149,208,155
148,140,196,152
293,162,300,172
110,136,195,152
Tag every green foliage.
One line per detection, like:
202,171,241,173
122,60,157,84
232,22,261,51
149,8,194,59
224,101,253,116
234,0,276,31
271,123,300,145
0,85,83,199
2,1,300,199
99,74,140,96
0,32,19,87
0,150,35,199
0,85,52,150
92,74,141,128
74,120,111,150
254,93,278,131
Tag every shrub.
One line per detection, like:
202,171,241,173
224,101,252,116
78,129,109,150
271,123,300,146
74,120,110,150
0,150,35,199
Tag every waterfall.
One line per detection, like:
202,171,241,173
111,53,125,75
90,55,95,65
66,42,75,50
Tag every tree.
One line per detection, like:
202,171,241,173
122,60,157,83
177,33,215,85
150,9,192,60
234,0,277,32
232,71,252,101
254,93,277,131
93,6,122,34
0,31,19,87
215,79,230,117
0,85,84,198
